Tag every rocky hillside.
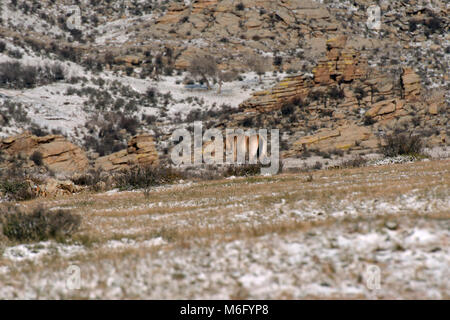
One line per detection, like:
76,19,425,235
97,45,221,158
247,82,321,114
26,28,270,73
0,0,448,178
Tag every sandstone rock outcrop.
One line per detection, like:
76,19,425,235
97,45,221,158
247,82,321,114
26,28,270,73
30,179,84,198
239,36,369,113
313,36,367,84
290,124,378,154
0,132,89,176
235,35,445,157
149,0,339,71
240,74,313,113
365,98,407,120
401,67,421,101
95,134,159,172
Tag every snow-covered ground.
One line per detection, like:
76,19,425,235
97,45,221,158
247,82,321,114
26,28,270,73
0,160,448,299
0,41,284,142
0,215,448,299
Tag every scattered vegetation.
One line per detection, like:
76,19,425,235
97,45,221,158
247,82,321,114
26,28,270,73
224,164,262,177
71,169,108,191
30,151,43,166
235,3,245,11
338,156,367,168
0,179,35,201
281,101,296,116
382,133,423,157
1,206,81,242
0,162,38,201
84,112,140,156
114,166,185,191
247,54,269,83
0,100,29,124
0,61,66,89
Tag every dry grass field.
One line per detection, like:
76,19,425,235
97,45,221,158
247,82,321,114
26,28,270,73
0,160,449,299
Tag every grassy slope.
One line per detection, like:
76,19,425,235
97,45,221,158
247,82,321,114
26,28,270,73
0,159,449,299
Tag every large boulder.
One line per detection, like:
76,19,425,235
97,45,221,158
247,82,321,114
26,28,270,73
32,179,84,198
95,134,159,172
0,132,89,176
291,124,377,152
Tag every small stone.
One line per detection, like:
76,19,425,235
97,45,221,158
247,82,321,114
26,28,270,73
385,221,398,230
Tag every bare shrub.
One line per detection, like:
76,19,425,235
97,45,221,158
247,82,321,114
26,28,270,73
84,113,140,156
224,164,262,177
247,54,269,83
188,55,218,90
339,156,367,168
1,206,81,242
281,102,295,116
30,151,43,166
0,162,38,201
0,180,35,201
72,169,109,191
114,166,185,190
382,133,423,157
0,61,66,89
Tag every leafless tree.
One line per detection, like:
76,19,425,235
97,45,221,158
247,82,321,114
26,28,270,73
188,54,218,90
247,54,269,83
217,70,238,94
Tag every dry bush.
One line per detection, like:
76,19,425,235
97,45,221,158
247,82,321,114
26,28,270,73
339,156,367,168
188,55,218,90
0,163,38,201
30,151,43,166
224,164,262,177
0,61,66,89
114,166,185,190
0,180,35,201
247,54,269,83
1,206,81,242
382,133,423,157
71,169,109,191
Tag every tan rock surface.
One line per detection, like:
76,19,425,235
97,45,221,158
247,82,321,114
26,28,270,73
402,67,421,101
0,132,89,176
95,134,159,172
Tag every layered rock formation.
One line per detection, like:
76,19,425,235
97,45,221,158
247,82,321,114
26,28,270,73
240,74,313,113
292,124,378,152
0,132,89,175
26,179,84,198
237,36,447,156
149,0,338,71
401,67,421,101
313,36,367,84
240,36,368,113
95,134,159,172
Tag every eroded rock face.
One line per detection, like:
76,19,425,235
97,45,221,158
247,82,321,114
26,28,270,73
313,36,367,85
240,36,369,113
95,134,159,172
240,74,313,113
235,36,448,156
150,0,338,71
402,67,421,101
31,179,84,198
364,98,412,123
0,132,89,176
289,124,378,154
